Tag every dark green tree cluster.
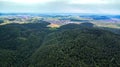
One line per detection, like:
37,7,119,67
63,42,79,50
0,22,51,67
29,28,120,67
0,22,120,67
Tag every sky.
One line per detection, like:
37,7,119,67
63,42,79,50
0,0,120,14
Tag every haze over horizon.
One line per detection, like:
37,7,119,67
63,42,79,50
0,0,120,15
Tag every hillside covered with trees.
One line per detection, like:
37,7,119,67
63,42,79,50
0,22,120,67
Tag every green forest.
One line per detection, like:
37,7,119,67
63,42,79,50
0,22,120,67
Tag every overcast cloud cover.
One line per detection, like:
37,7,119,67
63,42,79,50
0,0,120,14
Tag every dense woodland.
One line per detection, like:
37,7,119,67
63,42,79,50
0,22,120,67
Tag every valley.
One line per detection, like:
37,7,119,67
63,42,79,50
0,14,120,67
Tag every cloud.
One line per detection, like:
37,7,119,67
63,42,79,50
0,0,52,4
0,0,120,14
69,0,109,4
